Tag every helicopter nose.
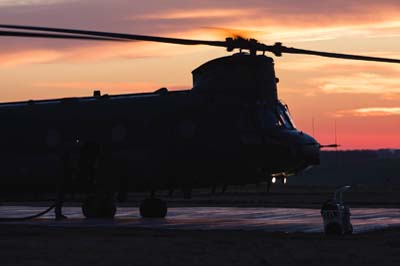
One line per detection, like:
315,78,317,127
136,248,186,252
300,133,320,165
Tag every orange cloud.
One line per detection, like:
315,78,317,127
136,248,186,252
126,3,400,42
277,61,400,98
335,107,400,117
0,39,209,67
33,81,187,93
136,8,254,20
0,49,64,67
318,73,400,95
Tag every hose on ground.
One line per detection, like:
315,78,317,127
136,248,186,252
0,204,56,221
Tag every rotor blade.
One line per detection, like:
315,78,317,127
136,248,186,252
0,24,226,47
3,24,400,64
268,43,400,64
0,30,126,41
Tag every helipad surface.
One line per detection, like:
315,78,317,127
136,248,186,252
1,206,399,233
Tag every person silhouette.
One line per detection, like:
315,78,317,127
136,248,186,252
55,150,73,220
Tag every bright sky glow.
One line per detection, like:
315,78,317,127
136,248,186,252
0,0,399,149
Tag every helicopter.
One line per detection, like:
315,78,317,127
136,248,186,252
0,24,399,220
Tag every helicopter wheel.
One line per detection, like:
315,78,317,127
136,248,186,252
82,194,117,219
325,222,343,235
139,198,168,218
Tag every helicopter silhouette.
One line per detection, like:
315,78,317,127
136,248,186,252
0,24,399,219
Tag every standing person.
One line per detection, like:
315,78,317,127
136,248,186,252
55,150,74,220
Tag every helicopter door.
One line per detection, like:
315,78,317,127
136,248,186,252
238,107,257,130
238,107,264,144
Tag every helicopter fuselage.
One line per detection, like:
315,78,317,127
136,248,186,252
0,54,320,196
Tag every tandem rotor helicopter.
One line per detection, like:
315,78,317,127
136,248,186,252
0,24,399,220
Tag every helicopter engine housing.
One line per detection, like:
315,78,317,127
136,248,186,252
192,54,278,103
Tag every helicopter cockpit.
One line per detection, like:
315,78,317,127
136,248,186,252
277,101,296,129
257,101,295,130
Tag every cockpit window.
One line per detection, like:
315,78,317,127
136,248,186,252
240,103,296,130
256,103,296,130
277,111,291,128
257,108,281,129
277,102,296,129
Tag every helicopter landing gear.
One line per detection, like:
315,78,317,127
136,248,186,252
183,188,192,199
221,184,228,194
266,180,272,193
140,198,168,218
82,193,117,219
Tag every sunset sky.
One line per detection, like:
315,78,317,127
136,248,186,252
0,0,399,149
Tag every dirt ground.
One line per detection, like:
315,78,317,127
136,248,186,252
0,225,399,266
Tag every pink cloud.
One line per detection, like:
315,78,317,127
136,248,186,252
0,0,70,7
